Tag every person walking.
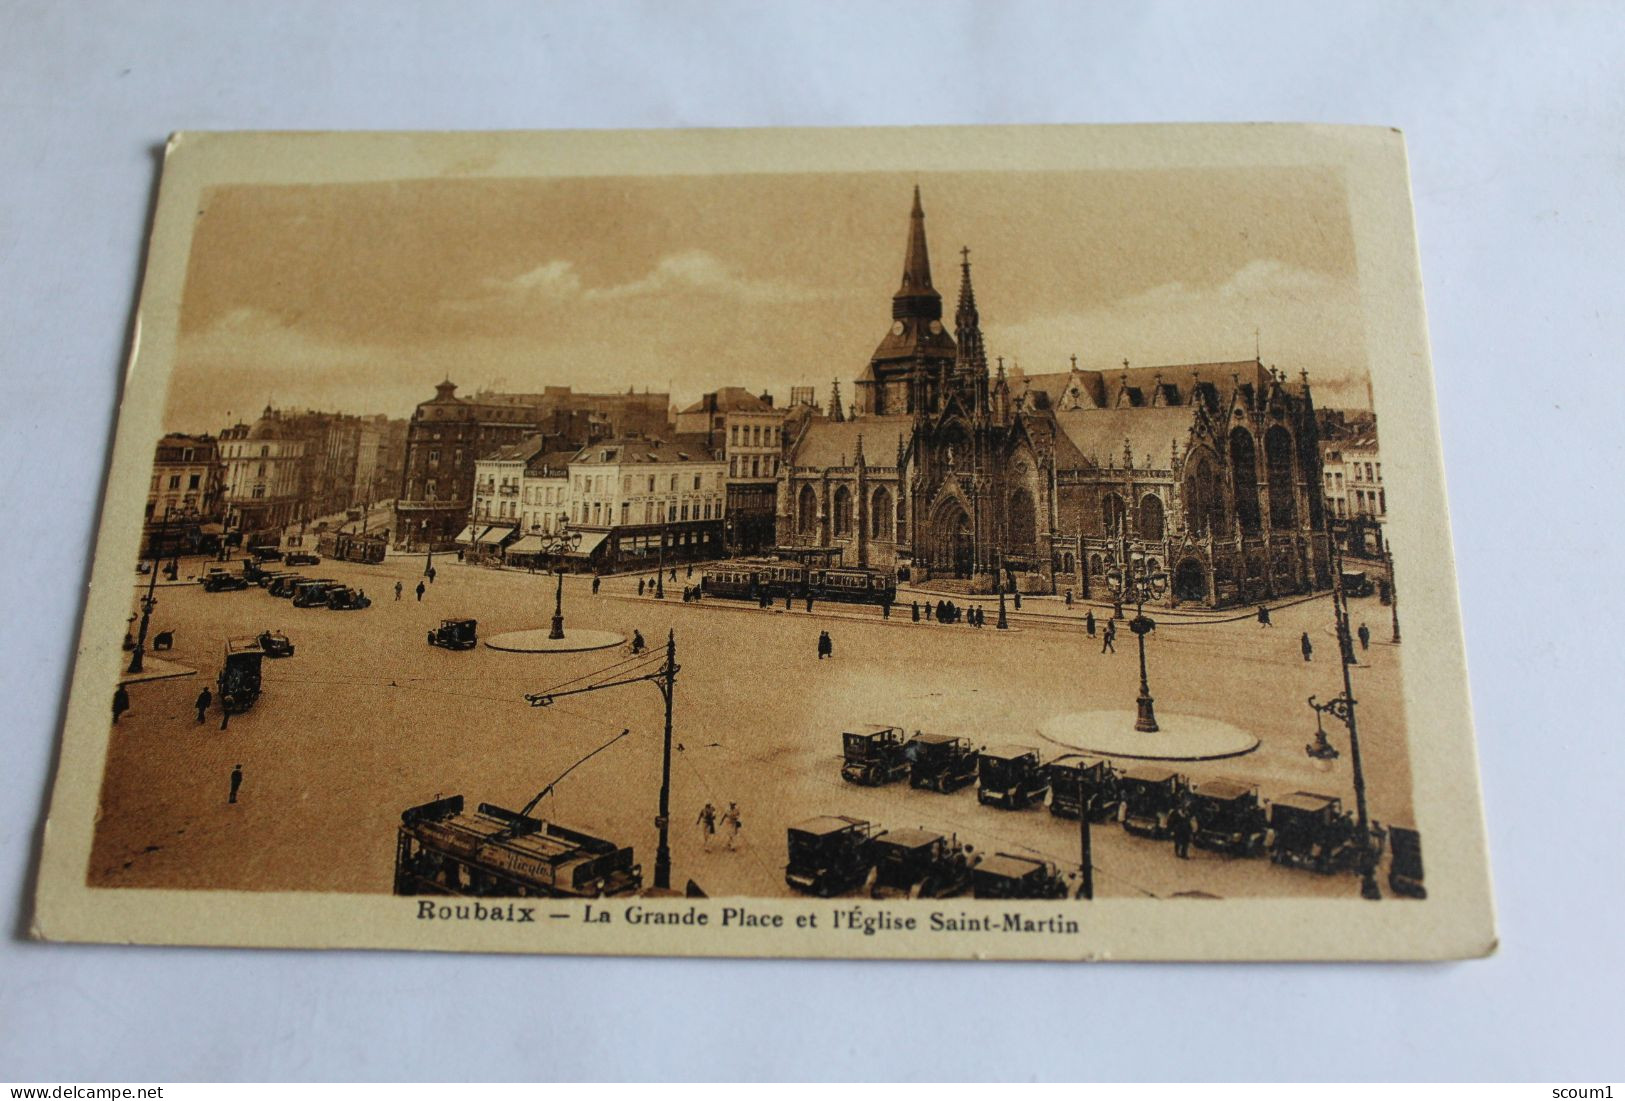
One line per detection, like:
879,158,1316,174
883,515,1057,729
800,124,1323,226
686,563,694,580
415,580,426,602
882,600,891,619
1301,631,1314,662
194,686,212,723
394,580,403,601
228,763,243,805
1101,621,1116,654
1085,609,1096,637
112,684,130,725
1358,622,1371,651
806,594,814,613
817,630,833,660
426,565,436,584
721,802,742,850
1065,589,1074,607
1257,604,1273,627
1014,591,1022,610
669,566,677,583
911,600,920,622
1170,800,1193,859
592,575,601,595
696,802,718,851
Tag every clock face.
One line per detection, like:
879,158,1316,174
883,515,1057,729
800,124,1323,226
929,320,943,334
892,321,905,336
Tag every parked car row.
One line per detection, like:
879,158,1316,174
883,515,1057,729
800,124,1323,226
836,725,1423,893
200,560,372,610
783,814,1071,901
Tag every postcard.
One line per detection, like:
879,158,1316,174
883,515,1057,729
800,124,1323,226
32,124,1494,959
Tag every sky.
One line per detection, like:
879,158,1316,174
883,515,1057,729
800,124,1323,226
164,166,1371,433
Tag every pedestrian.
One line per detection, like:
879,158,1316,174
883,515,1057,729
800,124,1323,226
1085,609,1096,637
911,600,920,622
638,578,645,596
806,594,813,613
394,580,403,601
669,567,677,582
228,763,243,805
112,684,130,725
1065,589,1073,607
697,802,718,850
194,686,212,723
924,601,934,622
427,565,436,584
1101,622,1116,654
592,575,601,595
882,600,891,619
686,563,693,579
415,580,425,602
1358,622,1370,651
785,592,792,611
1257,604,1273,627
817,630,833,660
1301,631,1313,662
721,802,742,850
1014,591,1022,610
1170,800,1193,859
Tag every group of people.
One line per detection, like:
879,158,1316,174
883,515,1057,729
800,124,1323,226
908,599,988,627
696,801,743,851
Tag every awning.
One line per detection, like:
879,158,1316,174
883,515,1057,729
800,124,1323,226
477,525,517,547
507,535,547,555
453,525,479,545
562,531,609,558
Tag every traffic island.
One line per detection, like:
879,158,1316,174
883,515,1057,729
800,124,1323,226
483,628,625,654
1037,710,1259,762
118,656,199,685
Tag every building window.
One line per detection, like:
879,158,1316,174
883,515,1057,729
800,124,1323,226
188,473,201,490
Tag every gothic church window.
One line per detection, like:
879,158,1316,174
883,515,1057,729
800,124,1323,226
871,487,894,539
833,486,853,537
1138,494,1165,541
1229,427,1262,534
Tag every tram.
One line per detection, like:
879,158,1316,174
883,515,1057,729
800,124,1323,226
394,796,642,899
699,559,896,605
317,530,387,565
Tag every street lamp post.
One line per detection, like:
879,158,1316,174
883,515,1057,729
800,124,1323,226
655,512,667,599
1306,538,1383,900
1107,527,1168,733
1386,544,1401,644
542,516,582,641
996,548,1009,630
128,506,171,675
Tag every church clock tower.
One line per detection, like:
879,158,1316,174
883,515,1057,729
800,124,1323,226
853,186,958,416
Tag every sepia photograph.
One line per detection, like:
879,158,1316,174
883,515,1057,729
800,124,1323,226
32,125,1492,961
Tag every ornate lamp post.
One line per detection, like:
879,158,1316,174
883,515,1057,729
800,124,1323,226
1386,544,1401,644
655,510,667,599
996,548,1009,630
542,515,581,641
128,506,172,675
1305,538,1383,900
1107,531,1168,733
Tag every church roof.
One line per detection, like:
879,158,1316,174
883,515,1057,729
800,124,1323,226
1053,406,1197,471
677,387,770,416
1020,359,1274,413
790,416,912,469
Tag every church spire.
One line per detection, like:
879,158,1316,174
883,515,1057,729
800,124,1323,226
830,378,845,423
892,185,942,323
954,245,987,377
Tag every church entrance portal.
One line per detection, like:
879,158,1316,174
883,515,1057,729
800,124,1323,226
1173,558,1207,602
932,500,974,579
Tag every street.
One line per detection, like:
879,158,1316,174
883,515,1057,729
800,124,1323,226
92,554,1414,901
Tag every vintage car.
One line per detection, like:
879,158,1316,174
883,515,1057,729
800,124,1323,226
256,630,295,658
1387,824,1426,899
840,724,911,786
428,618,479,650
905,731,979,793
284,551,321,567
251,546,284,562
971,852,1071,900
1268,790,1381,874
784,815,880,897
1046,755,1121,821
240,557,271,584
1118,766,1189,838
291,579,342,607
864,828,974,900
217,636,265,713
201,568,250,592
1340,569,1375,597
1188,778,1268,856
252,569,298,590
267,574,307,598
976,745,1050,810
325,585,372,610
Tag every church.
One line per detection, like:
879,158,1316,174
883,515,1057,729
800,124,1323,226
775,187,1333,608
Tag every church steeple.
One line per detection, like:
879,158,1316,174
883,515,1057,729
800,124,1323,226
954,246,987,376
893,185,940,322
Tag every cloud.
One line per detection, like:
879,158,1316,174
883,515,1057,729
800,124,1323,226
449,249,822,313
